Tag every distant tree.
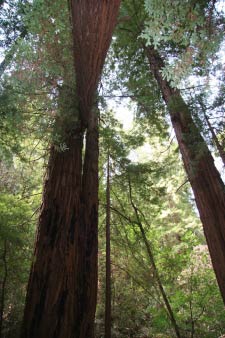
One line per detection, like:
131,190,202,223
105,151,111,338
145,46,225,304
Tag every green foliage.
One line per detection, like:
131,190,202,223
0,0,28,49
0,193,31,240
0,84,24,160
1,0,225,337
97,114,225,337
20,0,74,82
103,0,167,137
0,140,43,336
142,0,225,85
143,0,217,47
0,191,36,337
52,84,79,148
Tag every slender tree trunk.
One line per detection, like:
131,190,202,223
0,240,7,338
74,112,99,338
105,152,111,338
145,46,225,304
204,112,225,166
21,2,121,337
128,179,181,338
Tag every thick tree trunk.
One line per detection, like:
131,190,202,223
105,153,111,338
21,2,121,337
71,0,121,126
21,134,83,338
145,46,225,304
70,2,120,334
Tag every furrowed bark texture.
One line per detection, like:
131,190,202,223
21,136,83,338
71,0,121,126
21,2,121,338
70,2,120,334
75,114,99,338
146,46,225,304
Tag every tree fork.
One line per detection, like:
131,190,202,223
71,0,122,126
21,2,121,337
145,46,225,304
70,1,121,332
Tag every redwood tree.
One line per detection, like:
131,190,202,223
145,46,225,304
20,1,121,338
111,0,225,304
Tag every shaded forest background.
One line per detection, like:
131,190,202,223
1,0,225,337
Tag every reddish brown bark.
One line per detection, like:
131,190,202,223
21,135,83,338
21,2,121,338
70,2,120,334
74,113,99,338
71,0,121,126
145,46,225,304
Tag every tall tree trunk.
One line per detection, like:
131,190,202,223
20,134,83,338
70,2,120,334
21,2,121,337
71,0,122,127
145,46,225,304
105,152,111,338
74,112,99,338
